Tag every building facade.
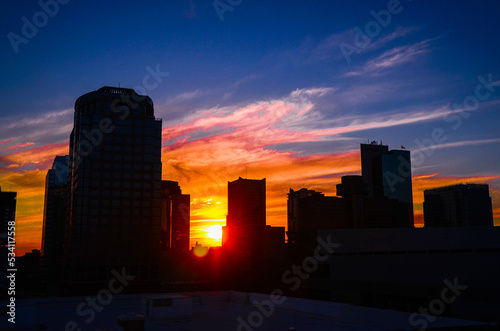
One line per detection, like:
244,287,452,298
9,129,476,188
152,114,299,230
63,86,162,293
361,143,414,227
287,188,347,243
225,177,266,265
41,155,69,292
424,183,493,227
161,180,190,254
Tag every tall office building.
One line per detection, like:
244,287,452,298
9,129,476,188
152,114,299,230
361,143,389,199
41,156,69,292
361,143,414,227
0,187,17,248
225,177,266,264
161,180,190,254
287,188,347,242
424,184,493,227
336,175,369,228
63,87,162,293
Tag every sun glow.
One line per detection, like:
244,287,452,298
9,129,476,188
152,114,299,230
206,224,223,240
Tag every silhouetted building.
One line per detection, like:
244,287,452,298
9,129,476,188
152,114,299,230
41,155,69,293
0,187,16,248
0,187,17,299
16,248,43,297
303,227,500,324
63,87,162,293
287,188,347,242
361,142,389,199
360,143,414,227
424,183,493,227
263,225,285,260
225,177,266,265
161,180,190,254
335,175,412,228
336,175,368,228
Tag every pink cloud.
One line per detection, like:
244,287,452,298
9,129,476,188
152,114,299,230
0,138,14,145
5,142,35,152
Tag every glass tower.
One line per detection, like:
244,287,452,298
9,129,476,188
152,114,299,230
63,87,162,293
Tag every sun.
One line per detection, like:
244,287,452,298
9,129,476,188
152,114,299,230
206,224,223,240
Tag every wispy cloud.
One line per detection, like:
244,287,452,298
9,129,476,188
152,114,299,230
289,87,335,99
0,142,68,172
345,38,433,77
163,87,463,148
414,138,500,153
0,138,14,145
165,89,208,104
365,26,421,51
0,108,73,147
4,142,35,152
306,26,420,64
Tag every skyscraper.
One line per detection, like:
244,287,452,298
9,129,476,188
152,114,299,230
41,155,69,292
361,143,414,227
336,175,369,228
225,177,266,265
63,87,162,292
161,180,190,254
424,184,494,227
360,142,389,199
287,188,347,242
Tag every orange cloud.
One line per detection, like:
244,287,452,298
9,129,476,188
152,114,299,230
0,142,68,172
5,142,35,152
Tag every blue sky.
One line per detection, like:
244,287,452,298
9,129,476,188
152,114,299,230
1,0,500,252
3,0,498,170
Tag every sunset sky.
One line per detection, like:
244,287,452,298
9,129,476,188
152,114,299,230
1,1,500,255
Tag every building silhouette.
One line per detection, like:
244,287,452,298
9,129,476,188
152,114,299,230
41,155,69,293
63,86,162,293
263,225,285,260
0,187,16,248
287,188,348,243
287,143,414,236
0,187,17,297
424,183,493,227
161,180,190,254
360,142,413,227
300,227,500,323
225,177,266,266
336,175,369,227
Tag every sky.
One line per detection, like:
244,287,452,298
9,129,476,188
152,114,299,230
1,0,500,255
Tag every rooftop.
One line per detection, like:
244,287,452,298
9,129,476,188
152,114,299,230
3,291,495,330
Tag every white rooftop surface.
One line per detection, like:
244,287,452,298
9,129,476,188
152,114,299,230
2,291,493,330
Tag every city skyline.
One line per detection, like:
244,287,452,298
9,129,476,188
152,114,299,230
1,1,500,255
3,91,500,255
